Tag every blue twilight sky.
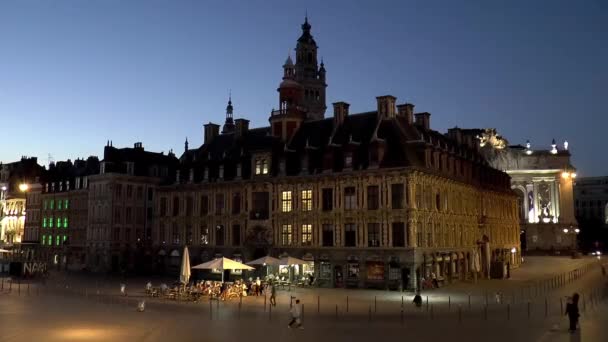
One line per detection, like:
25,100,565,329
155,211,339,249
0,0,606,175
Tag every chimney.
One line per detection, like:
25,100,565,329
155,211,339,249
447,127,463,144
414,112,431,130
235,118,250,137
332,102,350,126
134,142,144,150
396,103,415,125
376,95,397,119
203,123,220,144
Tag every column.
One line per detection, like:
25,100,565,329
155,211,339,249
549,180,558,222
532,181,539,223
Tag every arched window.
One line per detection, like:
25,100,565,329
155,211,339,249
513,188,526,221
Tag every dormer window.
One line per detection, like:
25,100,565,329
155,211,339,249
126,162,135,175
255,158,269,175
345,153,353,169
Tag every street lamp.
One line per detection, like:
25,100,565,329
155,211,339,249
19,183,29,192
563,228,569,233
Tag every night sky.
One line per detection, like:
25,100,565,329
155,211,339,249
1,1,606,175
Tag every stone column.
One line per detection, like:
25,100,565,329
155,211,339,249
549,179,558,221
532,181,539,223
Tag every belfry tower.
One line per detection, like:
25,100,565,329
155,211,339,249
293,16,327,120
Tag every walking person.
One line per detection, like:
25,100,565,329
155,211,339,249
120,283,127,296
565,294,580,333
431,272,439,289
269,282,277,306
288,299,303,329
412,292,423,308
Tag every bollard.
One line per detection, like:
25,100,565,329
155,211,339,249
583,294,587,312
426,296,429,311
368,306,372,322
527,302,531,318
544,298,548,318
560,297,563,315
468,294,471,310
347,296,349,313
335,304,338,320
18,280,21,295
402,295,404,309
400,306,404,325
27,282,30,295
318,295,320,314
458,305,462,323
448,296,451,311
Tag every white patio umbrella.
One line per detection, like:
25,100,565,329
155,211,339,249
192,257,254,282
279,256,308,283
180,246,191,285
247,255,281,277
246,255,281,266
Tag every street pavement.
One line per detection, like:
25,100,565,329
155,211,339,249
1,256,607,341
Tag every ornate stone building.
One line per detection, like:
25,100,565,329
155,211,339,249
86,142,178,272
0,157,45,247
454,129,578,253
153,19,520,290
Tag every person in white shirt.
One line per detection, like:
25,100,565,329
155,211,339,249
288,299,303,329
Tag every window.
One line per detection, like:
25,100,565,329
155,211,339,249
113,229,120,241
368,223,380,247
252,192,270,219
127,185,133,198
302,224,312,245
391,184,404,209
344,187,356,210
137,186,143,200
281,224,292,245
56,235,60,246
126,207,132,223
148,188,153,201
232,225,241,246
345,223,356,247
50,200,54,210
63,217,68,228
64,199,69,210
215,194,224,215
200,225,209,245
172,223,180,244
160,198,167,217
301,190,312,211
173,197,180,216
186,197,193,216
200,195,209,215
58,200,62,210
43,200,48,210
186,224,193,244
392,222,406,247
345,153,353,168
255,158,269,175
281,191,293,212
322,224,334,247
115,184,122,198
57,217,62,228
367,186,379,210
43,217,47,228
42,235,46,245
216,225,225,246
232,193,241,214
435,192,441,211
49,216,54,228
114,207,121,222
322,188,333,211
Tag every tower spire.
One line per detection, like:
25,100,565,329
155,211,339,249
184,137,189,153
222,92,235,134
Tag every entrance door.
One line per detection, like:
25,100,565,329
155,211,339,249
402,268,410,291
334,265,343,288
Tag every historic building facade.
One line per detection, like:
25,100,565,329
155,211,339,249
85,142,178,272
0,157,45,247
573,176,608,252
30,157,100,270
455,129,579,253
153,19,520,290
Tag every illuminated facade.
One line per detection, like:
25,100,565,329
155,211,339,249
456,129,578,253
153,19,520,290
